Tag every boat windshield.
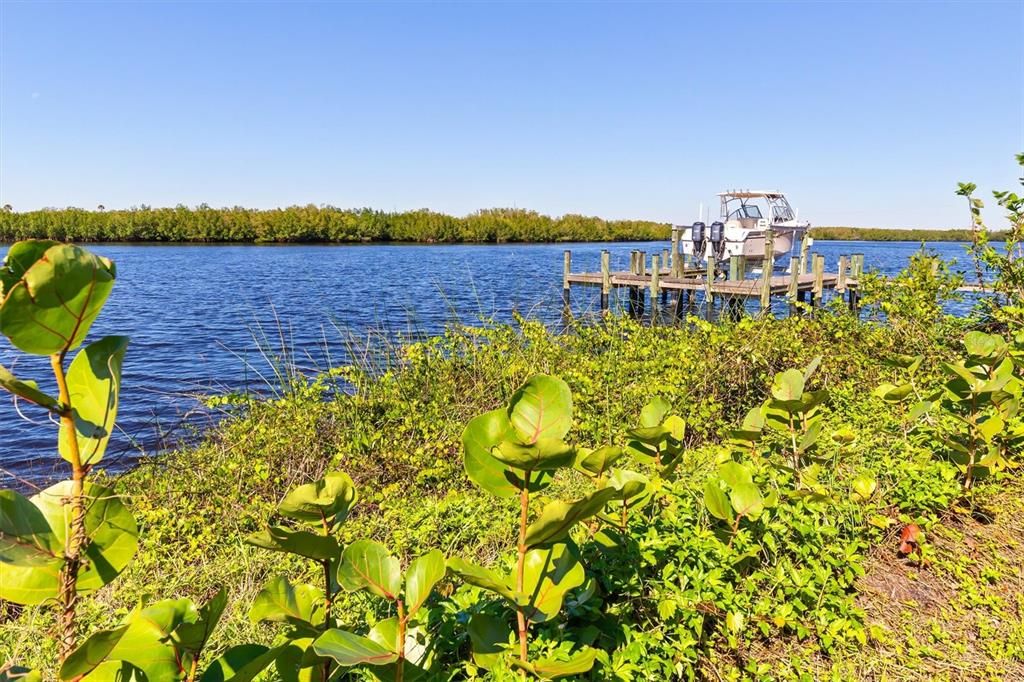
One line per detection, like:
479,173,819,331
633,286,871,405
728,204,763,220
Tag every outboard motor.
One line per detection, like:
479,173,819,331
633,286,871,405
709,221,726,262
690,221,706,261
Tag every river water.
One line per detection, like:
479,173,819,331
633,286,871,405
0,240,977,485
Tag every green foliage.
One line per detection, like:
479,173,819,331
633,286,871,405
0,206,671,244
809,226,1009,241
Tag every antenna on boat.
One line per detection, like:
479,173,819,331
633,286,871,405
698,201,702,223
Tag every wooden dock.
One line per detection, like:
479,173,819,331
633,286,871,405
560,227,990,321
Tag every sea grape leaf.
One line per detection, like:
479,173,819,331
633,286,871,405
0,362,57,409
201,644,279,682
703,480,733,522
312,629,398,667
1,482,138,605
0,243,116,355
58,624,130,680
771,369,805,402
249,576,324,628
639,397,671,428
337,539,401,601
717,461,753,488
78,661,146,682
0,240,59,297
446,557,516,602
524,487,620,547
277,471,357,531
175,587,229,655
467,613,513,669
59,335,129,466
245,526,340,562
729,483,764,520
404,549,445,616
507,375,573,444
520,542,585,623
493,438,576,471
462,408,517,498
366,617,434,674
528,648,598,680
104,598,200,681
574,445,624,477
964,331,1003,360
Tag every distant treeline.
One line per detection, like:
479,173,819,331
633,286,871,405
809,226,1003,242
0,206,671,243
0,206,1000,244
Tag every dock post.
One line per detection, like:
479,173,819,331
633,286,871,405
837,255,848,294
704,257,715,319
600,250,610,313
562,250,571,311
849,253,864,312
670,227,680,276
812,254,825,310
650,255,661,323
759,262,772,313
729,255,742,281
787,257,800,316
799,235,810,275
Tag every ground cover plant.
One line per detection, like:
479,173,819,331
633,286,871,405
2,157,1023,680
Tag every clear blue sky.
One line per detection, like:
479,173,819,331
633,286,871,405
1,1,1021,228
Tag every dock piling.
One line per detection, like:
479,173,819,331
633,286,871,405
562,250,571,310
600,250,611,312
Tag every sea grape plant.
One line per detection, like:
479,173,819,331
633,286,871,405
625,397,686,476
762,359,828,489
454,375,633,678
245,471,446,681
0,241,137,663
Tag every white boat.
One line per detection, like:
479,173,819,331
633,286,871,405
679,190,810,271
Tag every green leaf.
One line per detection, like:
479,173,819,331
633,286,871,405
802,356,822,382
729,483,764,520
964,331,1003,359
574,445,624,477
606,468,652,508
851,475,877,502
175,587,228,655
874,382,914,403
521,542,585,623
404,549,445,616
1,481,138,605
60,335,129,466
312,629,399,667
467,613,513,669
717,461,752,488
0,243,116,355
59,625,130,680
201,644,279,682
771,369,805,401
462,408,517,498
0,362,58,410
639,397,671,428
78,662,146,682
337,539,401,600
978,413,1005,443
625,424,668,445
446,557,516,602
524,487,621,547
366,617,433,672
703,480,733,522
249,576,324,628
277,471,357,532
104,598,200,681
492,438,576,471
245,526,340,562
507,375,573,444
0,668,42,682
532,648,598,680
0,240,59,297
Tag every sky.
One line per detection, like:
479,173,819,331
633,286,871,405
0,1,1021,228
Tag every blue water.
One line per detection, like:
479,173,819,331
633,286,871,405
0,240,976,485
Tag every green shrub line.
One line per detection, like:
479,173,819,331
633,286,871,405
1,159,1022,680
0,204,1007,244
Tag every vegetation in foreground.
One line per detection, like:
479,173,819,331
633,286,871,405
0,204,1000,245
1,158,1023,680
